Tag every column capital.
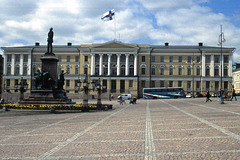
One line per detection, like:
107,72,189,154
125,53,130,57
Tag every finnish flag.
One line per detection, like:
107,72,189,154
101,9,115,21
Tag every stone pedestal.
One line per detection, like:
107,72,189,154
41,53,58,86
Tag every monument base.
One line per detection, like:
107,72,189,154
19,90,75,105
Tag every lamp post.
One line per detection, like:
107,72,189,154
218,24,226,104
16,77,28,101
96,78,106,109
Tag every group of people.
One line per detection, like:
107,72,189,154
117,96,137,105
206,88,237,103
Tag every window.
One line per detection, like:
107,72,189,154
224,67,228,77
169,67,173,75
196,81,200,89
224,81,228,90
187,68,191,75
142,56,145,62
111,80,116,93
206,67,210,76
7,65,11,75
112,66,117,76
104,56,108,63
66,80,70,88
129,65,134,76
23,66,28,75
169,56,173,62
151,67,155,75
130,55,134,62
15,55,20,62
206,56,210,63
104,67,108,75
178,81,182,87
24,55,28,62
66,66,70,74
95,65,99,75
214,56,219,63
32,65,37,75
197,57,200,63
75,56,79,62
75,67,79,75
178,56,182,63
141,68,145,75
214,66,219,76
161,56,164,62
160,68,164,75
58,56,62,62
85,56,88,62
151,81,155,87
215,81,219,91
15,65,20,75
197,67,200,76
151,56,155,62
129,80,133,88
169,81,173,87
121,55,126,62
6,79,10,87
178,68,182,75
160,81,164,87
141,81,145,88
84,67,88,75
67,56,70,62
206,81,210,90
224,56,228,64
112,55,117,62
121,65,125,75
7,55,12,62
75,80,79,87
187,56,191,63
15,79,18,88
187,81,191,89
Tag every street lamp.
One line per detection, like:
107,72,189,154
218,24,226,104
16,77,28,101
96,78,106,109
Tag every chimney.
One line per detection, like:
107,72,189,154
165,42,169,46
35,42,40,46
199,42,203,46
67,42,72,46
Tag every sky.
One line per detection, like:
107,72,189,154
0,0,240,63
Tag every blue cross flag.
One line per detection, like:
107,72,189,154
101,9,115,21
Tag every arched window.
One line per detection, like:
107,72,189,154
129,65,134,76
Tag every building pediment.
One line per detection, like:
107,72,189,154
90,41,139,50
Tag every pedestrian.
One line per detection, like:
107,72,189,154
206,90,212,102
220,89,225,104
231,89,237,101
118,95,123,105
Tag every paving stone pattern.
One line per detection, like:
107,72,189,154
0,98,240,159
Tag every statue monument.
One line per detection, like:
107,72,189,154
19,28,74,105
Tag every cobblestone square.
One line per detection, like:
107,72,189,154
1,98,240,159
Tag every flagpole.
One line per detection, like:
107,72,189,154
114,9,116,40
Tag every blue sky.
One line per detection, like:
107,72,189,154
0,0,240,63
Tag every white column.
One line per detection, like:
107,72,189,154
202,54,205,77
108,54,111,76
99,54,103,76
229,54,232,77
134,54,138,76
117,54,121,76
11,54,15,75
125,54,129,76
28,54,31,75
91,54,95,75
3,54,7,75
20,54,24,75
210,54,214,77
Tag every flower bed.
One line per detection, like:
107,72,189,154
3,103,97,111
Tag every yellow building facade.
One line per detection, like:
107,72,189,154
1,41,235,101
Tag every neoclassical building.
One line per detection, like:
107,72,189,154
1,41,235,101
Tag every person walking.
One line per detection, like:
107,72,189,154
220,89,225,104
206,90,212,102
231,89,237,101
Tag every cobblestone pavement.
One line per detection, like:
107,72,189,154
0,98,240,159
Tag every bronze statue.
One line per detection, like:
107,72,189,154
58,70,65,90
47,27,54,54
